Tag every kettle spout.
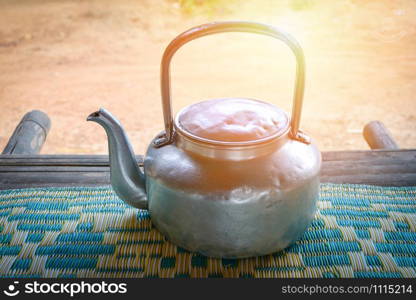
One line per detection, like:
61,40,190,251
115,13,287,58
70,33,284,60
87,108,147,209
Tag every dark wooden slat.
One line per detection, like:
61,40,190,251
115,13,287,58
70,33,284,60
0,183,109,190
0,155,143,166
0,166,108,172
322,149,416,162
0,160,414,175
0,172,109,185
1,171,414,188
0,155,111,166
0,150,414,189
320,173,416,187
321,161,416,176
0,150,415,165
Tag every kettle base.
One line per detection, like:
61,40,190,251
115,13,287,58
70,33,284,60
147,177,319,259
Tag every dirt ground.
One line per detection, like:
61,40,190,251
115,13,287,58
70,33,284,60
0,0,415,155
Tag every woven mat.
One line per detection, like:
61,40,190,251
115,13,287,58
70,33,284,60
0,183,415,278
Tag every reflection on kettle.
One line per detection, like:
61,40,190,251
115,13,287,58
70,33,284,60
87,21,321,258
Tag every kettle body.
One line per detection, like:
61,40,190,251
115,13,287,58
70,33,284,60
144,121,320,258
88,22,321,258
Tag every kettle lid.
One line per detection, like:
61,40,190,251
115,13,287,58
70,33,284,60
175,98,289,144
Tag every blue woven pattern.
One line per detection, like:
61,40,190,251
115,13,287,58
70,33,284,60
0,184,415,278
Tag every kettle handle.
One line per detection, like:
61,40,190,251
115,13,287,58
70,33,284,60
157,21,309,147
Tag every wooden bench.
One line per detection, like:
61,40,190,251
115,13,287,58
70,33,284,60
1,111,415,189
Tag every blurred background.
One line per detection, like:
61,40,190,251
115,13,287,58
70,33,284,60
0,0,415,154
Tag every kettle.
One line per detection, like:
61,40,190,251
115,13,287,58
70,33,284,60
87,21,321,258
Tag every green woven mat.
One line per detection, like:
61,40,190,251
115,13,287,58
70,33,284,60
0,183,415,278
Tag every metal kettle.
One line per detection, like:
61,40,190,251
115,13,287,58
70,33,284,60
87,22,321,258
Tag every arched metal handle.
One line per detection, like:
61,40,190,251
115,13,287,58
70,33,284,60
157,21,308,146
